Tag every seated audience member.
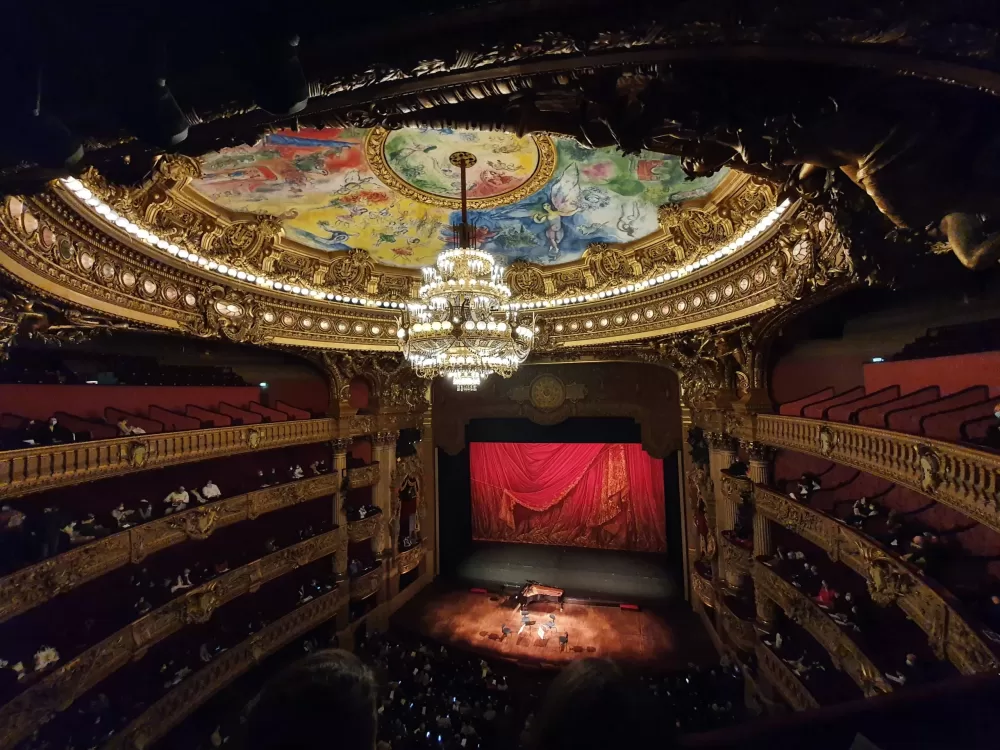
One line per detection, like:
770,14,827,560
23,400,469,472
136,498,153,521
985,595,1000,636
257,469,270,488
790,473,821,503
35,416,75,445
116,417,146,436
111,503,135,529
531,659,657,750
199,479,222,503
290,464,305,480
886,653,924,687
246,650,378,750
903,535,930,570
0,505,27,571
849,497,879,528
984,403,1000,449
163,486,191,515
816,580,838,608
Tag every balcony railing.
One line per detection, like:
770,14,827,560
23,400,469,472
752,561,893,697
347,512,383,543
396,543,424,576
345,461,380,489
754,414,1000,535
0,473,340,623
692,570,716,610
720,598,758,652
0,411,418,502
754,486,1000,674
350,563,385,601
104,586,349,750
756,641,820,711
0,530,340,750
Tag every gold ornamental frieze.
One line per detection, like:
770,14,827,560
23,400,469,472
346,462,381,489
347,513,383,543
104,586,349,750
754,487,1000,674
755,642,821,711
0,474,339,624
350,563,385,601
0,418,337,501
752,561,892,697
0,531,340,750
755,415,1000,535
396,544,424,575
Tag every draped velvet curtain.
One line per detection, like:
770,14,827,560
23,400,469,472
470,442,666,552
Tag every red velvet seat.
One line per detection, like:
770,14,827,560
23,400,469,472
185,404,232,427
149,405,202,431
276,400,311,420
855,386,940,428
250,401,288,422
104,407,164,434
778,387,835,417
52,412,117,440
921,399,996,442
825,386,900,424
219,402,263,425
886,385,989,435
801,387,866,419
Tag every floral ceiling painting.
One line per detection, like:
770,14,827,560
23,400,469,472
193,127,727,269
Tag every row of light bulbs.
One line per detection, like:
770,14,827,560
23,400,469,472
62,177,790,313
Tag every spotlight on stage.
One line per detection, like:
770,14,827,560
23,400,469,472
252,35,309,116
131,78,190,149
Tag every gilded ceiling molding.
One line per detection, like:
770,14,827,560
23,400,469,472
0,531,340,750
0,474,339,624
754,487,1000,675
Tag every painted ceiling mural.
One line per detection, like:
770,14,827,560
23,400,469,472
193,127,727,269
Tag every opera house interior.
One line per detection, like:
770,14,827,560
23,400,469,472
2,1,1000,748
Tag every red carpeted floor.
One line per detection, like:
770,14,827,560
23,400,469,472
393,586,715,669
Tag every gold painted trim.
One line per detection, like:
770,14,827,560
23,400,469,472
756,641,821,710
752,561,893,697
104,586,349,750
755,486,999,674
0,530,340,750
0,474,339,624
347,512,384,543
346,461,381,489
363,127,557,210
755,414,1000,536
350,563,385,601
396,544,424,575
0,419,336,501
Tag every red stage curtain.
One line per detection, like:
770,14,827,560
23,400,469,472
470,442,666,552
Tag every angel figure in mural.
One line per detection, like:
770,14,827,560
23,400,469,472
290,221,355,251
503,164,582,259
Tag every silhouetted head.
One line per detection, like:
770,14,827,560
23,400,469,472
247,650,377,750
531,659,660,750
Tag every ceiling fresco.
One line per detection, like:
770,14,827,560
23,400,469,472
193,127,727,269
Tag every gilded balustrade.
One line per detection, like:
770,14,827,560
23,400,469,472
0,473,340,624
752,561,893,697
754,486,1000,674
754,414,1000,535
0,419,336,500
104,586,349,750
346,461,381,489
396,543,424,576
347,512,384,543
720,599,758,652
755,641,820,711
350,563,385,601
0,530,340,750
692,571,716,610
0,413,416,501
720,531,753,575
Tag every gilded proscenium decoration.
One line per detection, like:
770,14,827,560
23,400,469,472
756,642,821,711
0,474,338,624
350,563,385,601
752,561,893,697
346,462,381,489
0,531,340,750
0,418,337,501
754,414,1000,536
104,587,349,750
754,487,999,675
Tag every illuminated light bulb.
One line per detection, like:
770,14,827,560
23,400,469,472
464,320,475,331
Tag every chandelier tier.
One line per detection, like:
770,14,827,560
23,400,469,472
397,151,534,391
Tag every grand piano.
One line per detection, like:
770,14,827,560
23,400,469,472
517,581,564,607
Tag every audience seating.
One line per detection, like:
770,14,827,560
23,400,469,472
250,401,289,422
104,407,164,434
219,401,264,424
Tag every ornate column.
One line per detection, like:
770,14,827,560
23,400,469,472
331,438,352,581
747,442,775,559
419,406,436,576
372,431,398,556
708,432,738,532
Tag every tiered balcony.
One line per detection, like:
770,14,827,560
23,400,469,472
350,562,385,601
345,460,380,489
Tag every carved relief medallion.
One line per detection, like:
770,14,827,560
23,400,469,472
529,374,566,411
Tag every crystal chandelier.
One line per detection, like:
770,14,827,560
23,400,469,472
397,151,534,391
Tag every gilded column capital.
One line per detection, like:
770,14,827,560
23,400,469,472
744,441,775,464
374,430,400,446
707,431,737,454
330,437,354,454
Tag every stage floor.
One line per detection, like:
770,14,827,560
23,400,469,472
450,542,677,603
393,584,716,670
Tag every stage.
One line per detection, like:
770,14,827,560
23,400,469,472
449,542,678,603
393,583,717,670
